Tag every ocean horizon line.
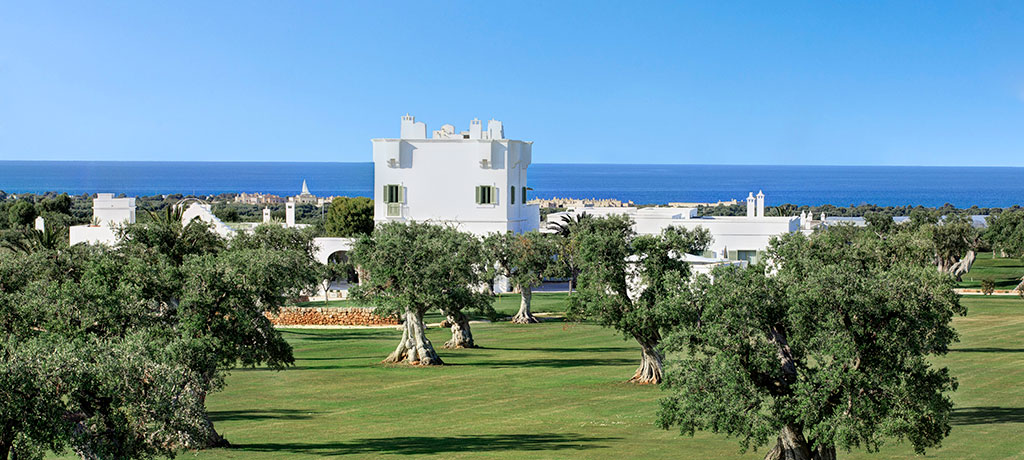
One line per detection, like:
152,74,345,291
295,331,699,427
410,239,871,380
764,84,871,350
2,159,1023,169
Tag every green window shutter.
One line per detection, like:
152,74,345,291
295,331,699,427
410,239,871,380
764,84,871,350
383,185,390,203
491,186,498,205
701,250,714,258
728,250,738,260
475,186,482,204
398,186,405,203
510,186,515,205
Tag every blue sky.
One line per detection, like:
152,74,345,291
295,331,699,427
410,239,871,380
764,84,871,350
1,2,1022,166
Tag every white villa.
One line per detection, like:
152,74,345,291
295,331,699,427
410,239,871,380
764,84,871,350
69,193,136,245
371,115,541,236
549,191,803,264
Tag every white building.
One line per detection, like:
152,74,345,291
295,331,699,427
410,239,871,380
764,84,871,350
69,193,136,245
548,191,802,264
371,115,540,235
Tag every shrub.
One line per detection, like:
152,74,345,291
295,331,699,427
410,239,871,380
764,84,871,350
981,279,995,296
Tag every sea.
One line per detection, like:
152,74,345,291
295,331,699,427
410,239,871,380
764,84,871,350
1,161,1023,208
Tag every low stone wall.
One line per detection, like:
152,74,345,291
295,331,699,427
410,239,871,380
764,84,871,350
267,307,400,326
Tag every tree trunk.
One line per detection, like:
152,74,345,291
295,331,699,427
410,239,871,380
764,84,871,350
384,309,442,365
763,425,835,460
764,425,811,460
198,391,230,448
629,338,663,384
1,441,10,460
443,310,475,349
511,284,540,324
950,250,976,282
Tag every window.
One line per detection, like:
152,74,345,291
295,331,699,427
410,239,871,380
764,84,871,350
521,186,527,204
475,185,497,205
736,250,758,263
384,184,403,217
510,186,516,205
383,184,402,204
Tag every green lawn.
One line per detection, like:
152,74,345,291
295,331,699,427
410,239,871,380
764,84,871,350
958,252,1024,290
51,293,1024,459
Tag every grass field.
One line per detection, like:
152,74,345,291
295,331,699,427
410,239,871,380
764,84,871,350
50,293,1024,459
958,252,1024,290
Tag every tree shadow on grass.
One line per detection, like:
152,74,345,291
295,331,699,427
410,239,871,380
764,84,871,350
950,347,1024,353
482,346,635,353
233,433,618,456
951,406,1024,425
459,358,637,368
210,409,316,422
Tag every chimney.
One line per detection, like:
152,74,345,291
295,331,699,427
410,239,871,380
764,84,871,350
286,200,296,228
262,207,271,224
746,192,755,217
756,190,765,217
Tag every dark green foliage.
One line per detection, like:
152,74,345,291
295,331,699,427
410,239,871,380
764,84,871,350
351,222,491,320
325,196,374,237
658,229,966,458
212,204,239,222
984,210,1024,258
7,201,37,228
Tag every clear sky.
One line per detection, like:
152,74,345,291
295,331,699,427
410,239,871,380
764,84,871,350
1,2,1022,166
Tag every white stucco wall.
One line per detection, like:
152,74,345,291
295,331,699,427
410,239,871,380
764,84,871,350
69,225,119,246
372,116,540,236
550,203,799,260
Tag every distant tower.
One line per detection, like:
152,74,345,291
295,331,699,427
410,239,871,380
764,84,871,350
756,190,765,217
262,207,271,223
469,118,482,139
286,200,296,228
746,192,756,217
487,119,504,140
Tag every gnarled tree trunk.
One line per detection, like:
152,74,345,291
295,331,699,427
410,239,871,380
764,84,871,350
443,310,475,349
198,391,230,448
511,284,540,324
763,425,835,460
630,338,663,384
949,250,976,281
385,309,442,365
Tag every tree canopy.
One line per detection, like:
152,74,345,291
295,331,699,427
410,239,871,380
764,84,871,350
657,228,965,460
326,196,374,237
483,231,557,324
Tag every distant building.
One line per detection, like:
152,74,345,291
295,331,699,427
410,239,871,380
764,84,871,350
235,192,286,205
529,197,635,209
547,191,802,264
69,193,136,245
372,115,540,235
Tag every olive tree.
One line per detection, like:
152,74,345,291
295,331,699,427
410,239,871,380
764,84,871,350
0,247,209,460
483,231,557,324
115,222,320,447
350,222,492,362
569,214,711,384
658,229,965,460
